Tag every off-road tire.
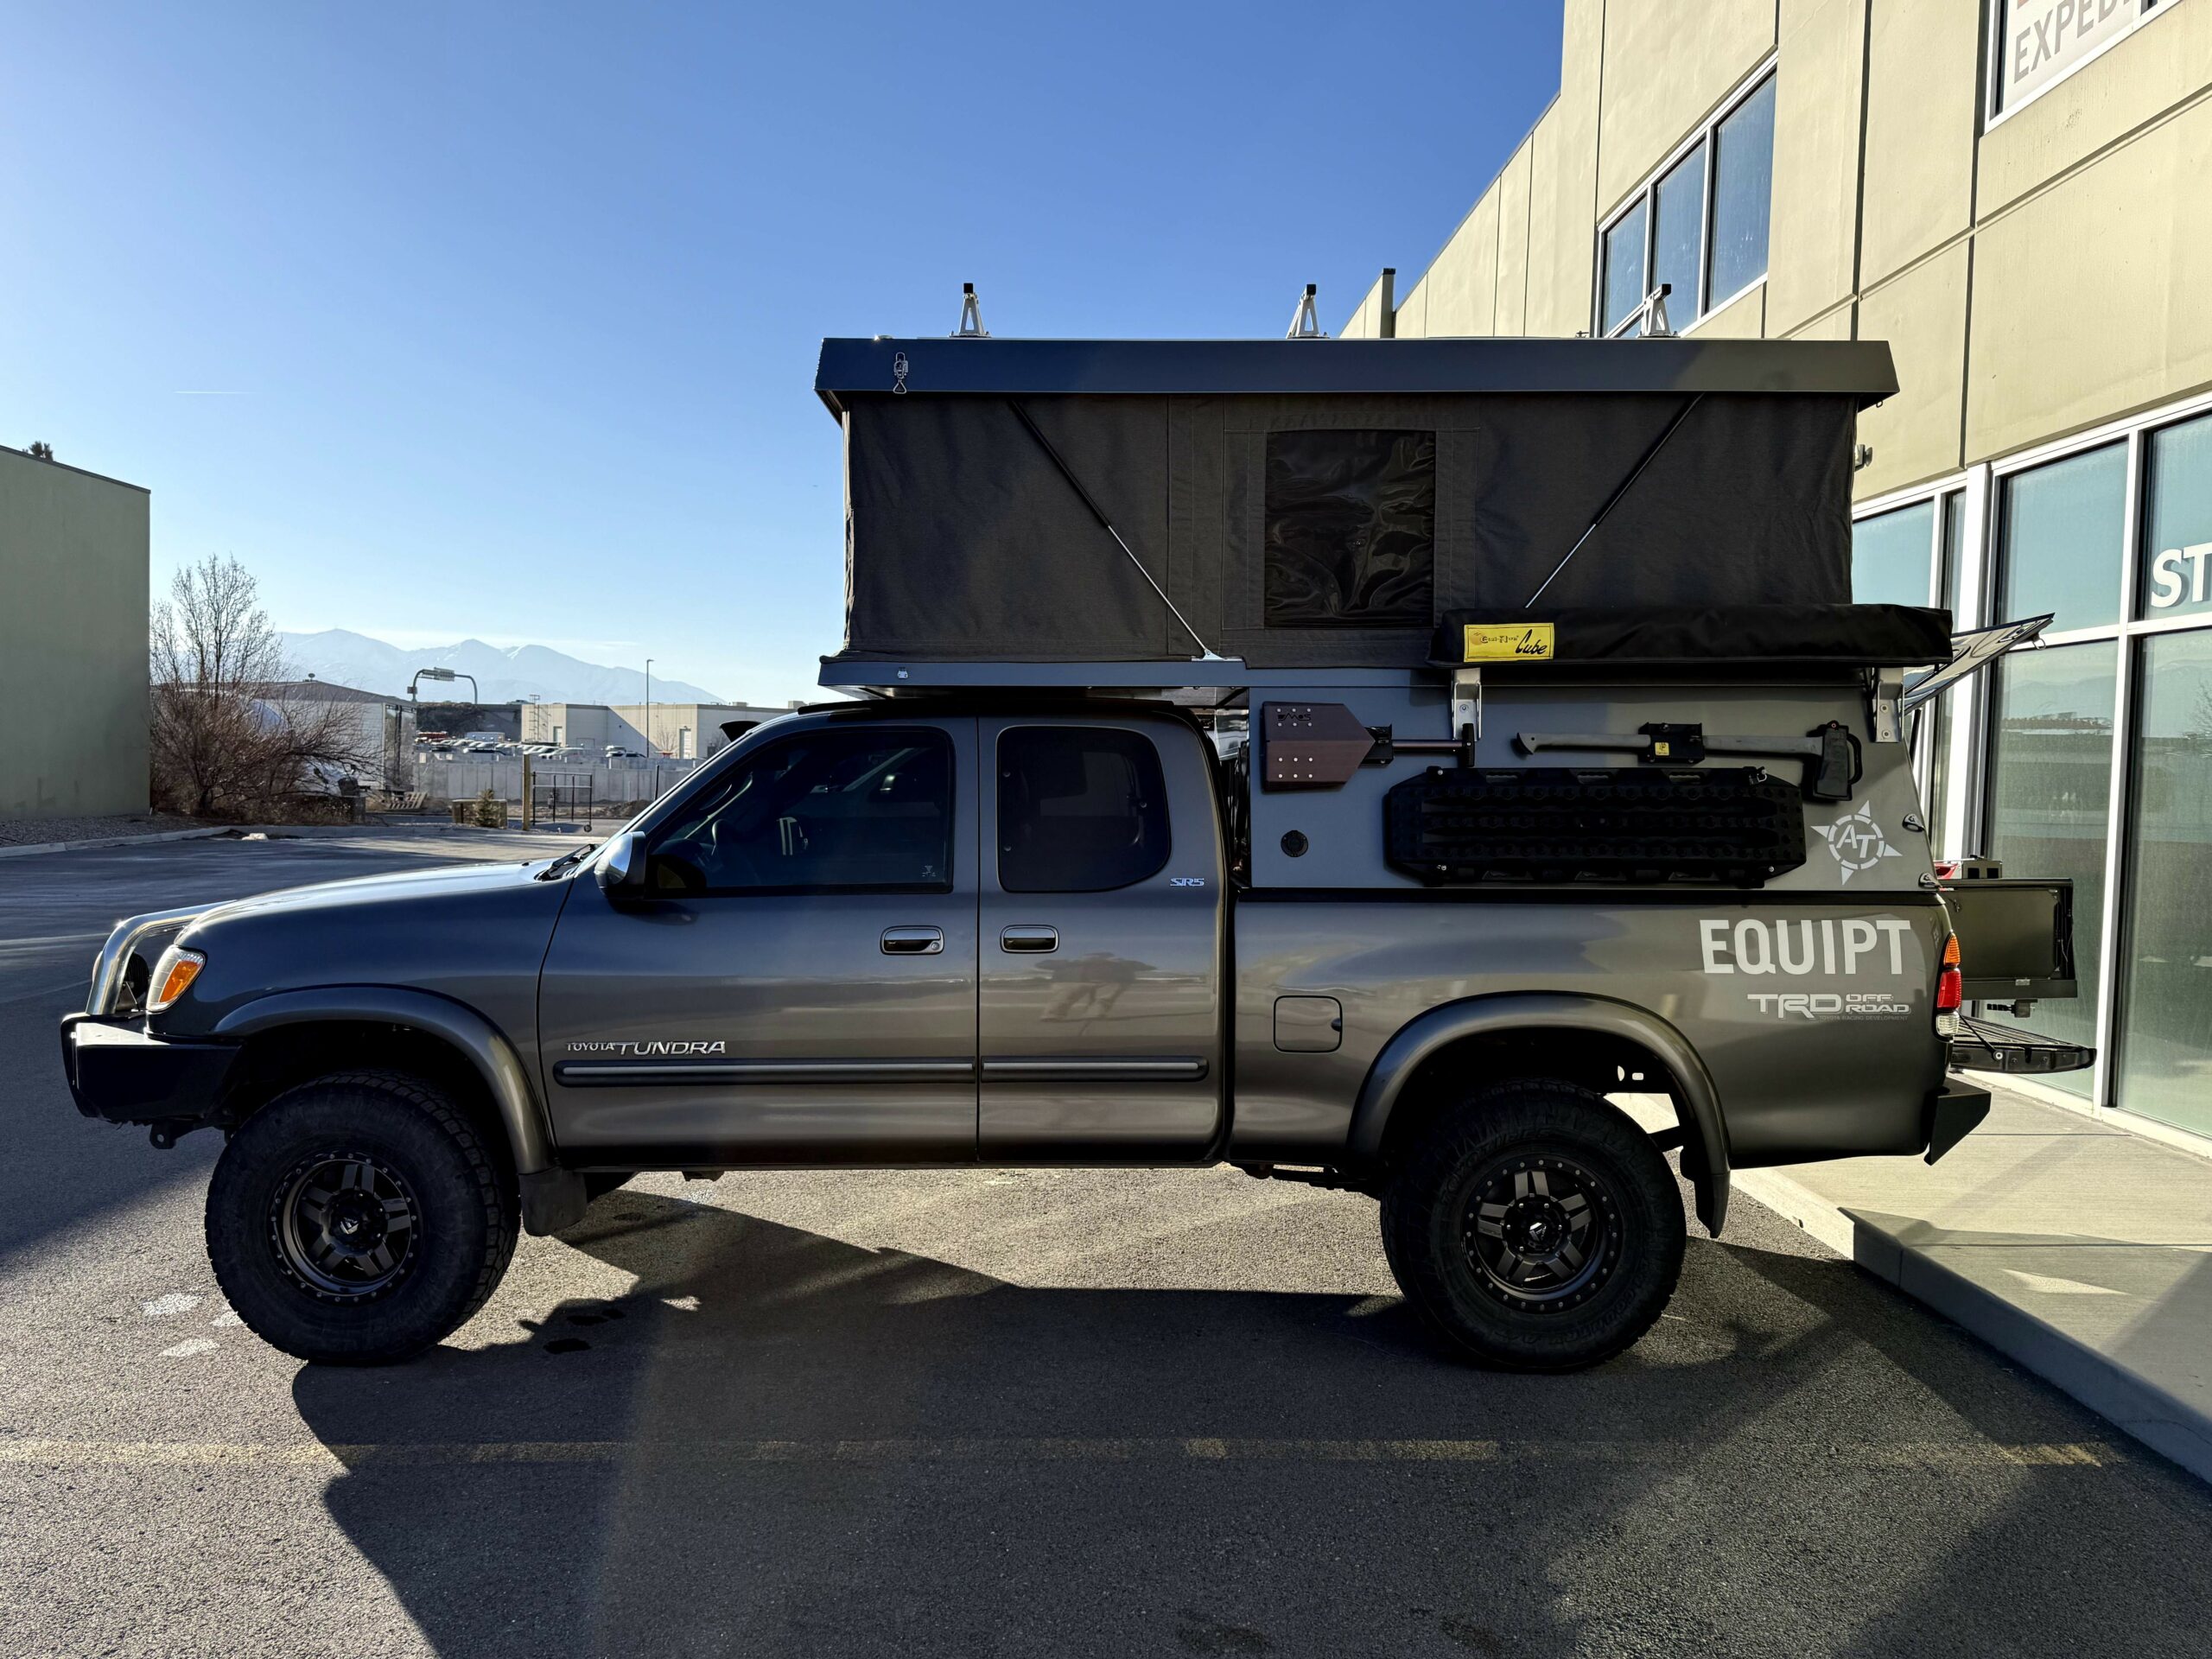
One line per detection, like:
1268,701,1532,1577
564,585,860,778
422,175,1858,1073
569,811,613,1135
207,1071,518,1365
1381,1079,1684,1372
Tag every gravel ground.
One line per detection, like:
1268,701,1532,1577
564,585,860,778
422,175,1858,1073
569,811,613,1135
0,811,201,848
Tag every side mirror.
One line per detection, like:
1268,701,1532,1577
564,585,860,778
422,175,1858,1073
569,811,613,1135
596,830,648,894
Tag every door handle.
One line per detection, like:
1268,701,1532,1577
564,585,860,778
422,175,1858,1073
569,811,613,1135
881,925,944,956
1000,925,1058,954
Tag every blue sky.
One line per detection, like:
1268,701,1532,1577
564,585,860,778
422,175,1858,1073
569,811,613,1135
3,3,1565,704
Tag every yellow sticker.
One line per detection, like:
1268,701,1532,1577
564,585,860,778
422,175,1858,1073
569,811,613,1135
1461,623,1555,661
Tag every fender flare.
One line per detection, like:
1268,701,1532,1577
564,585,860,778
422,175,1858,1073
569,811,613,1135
1345,992,1732,1235
213,987,555,1177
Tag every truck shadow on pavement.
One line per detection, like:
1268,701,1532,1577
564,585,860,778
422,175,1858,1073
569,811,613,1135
290,1190,2212,1659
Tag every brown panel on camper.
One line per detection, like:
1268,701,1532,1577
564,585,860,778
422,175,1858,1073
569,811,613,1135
1262,430,1436,628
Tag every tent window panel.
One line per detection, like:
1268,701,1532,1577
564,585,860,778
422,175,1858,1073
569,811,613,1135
1263,429,1436,627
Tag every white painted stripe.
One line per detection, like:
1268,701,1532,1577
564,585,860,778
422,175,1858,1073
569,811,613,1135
0,1437,2120,1471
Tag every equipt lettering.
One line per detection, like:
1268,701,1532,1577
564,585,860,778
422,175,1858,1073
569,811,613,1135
1702,917,1917,977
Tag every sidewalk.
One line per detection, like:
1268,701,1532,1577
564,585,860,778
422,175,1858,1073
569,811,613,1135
1736,1084,2212,1485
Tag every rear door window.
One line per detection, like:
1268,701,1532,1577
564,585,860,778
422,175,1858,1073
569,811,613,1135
997,727,1170,893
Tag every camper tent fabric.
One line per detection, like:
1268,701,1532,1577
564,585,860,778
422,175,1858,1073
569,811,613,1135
826,340,1888,668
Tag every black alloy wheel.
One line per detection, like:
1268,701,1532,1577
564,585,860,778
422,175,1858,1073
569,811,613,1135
1462,1151,1622,1313
269,1150,422,1301
1381,1078,1684,1371
207,1071,517,1365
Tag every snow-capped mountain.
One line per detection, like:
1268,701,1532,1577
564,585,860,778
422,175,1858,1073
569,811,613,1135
277,629,726,706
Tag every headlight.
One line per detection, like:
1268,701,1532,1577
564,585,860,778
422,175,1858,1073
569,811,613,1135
146,944,207,1013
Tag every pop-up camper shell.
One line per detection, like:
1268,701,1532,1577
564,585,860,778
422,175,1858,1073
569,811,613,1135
815,334,1923,665
811,336,2059,986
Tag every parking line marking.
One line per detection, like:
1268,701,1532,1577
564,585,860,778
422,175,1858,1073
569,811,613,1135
0,1437,2124,1471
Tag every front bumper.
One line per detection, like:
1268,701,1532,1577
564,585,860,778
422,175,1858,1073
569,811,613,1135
59,1014,238,1128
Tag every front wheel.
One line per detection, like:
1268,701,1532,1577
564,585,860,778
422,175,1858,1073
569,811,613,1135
207,1071,518,1365
1381,1080,1684,1371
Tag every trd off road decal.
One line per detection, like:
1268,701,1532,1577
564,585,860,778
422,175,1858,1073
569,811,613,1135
564,1040,728,1057
1698,917,1917,1020
1813,803,1899,884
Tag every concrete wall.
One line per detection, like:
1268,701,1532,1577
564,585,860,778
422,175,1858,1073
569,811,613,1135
523,701,792,758
0,449,149,820
1347,0,2212,503
521,702,626,751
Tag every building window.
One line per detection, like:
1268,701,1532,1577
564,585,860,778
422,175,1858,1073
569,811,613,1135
1982,641,2119,1095
1998,442,2126,632
1853,499,1936,607
1596,69,1773,335
1649,146,1706,329
1707,74,1777,307
1925,490,1967,851
2139,410,2212,620
1599,202,1649,338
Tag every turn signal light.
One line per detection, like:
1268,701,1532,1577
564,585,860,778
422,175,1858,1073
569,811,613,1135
149,947,206,1013
1935,933,1963,1014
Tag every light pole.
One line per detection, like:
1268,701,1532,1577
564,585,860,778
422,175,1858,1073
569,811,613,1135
644,658,654,757
407,666,479,709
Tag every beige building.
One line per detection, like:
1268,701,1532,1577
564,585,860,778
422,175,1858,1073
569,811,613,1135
0,447,149,820
521,701,797,760
1332,0,2212,1143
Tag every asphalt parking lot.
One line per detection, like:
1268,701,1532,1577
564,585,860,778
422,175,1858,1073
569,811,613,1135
4,830,2210,1658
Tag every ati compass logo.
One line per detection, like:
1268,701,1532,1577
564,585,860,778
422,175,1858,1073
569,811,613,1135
1814,804,1900,885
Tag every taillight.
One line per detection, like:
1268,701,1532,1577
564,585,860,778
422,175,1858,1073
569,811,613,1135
1936,933,1962,1033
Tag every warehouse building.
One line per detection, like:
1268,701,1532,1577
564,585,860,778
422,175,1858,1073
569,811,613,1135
268,679,416,791
0,446,149,820
520,700,797,760
1335,0,2211,1143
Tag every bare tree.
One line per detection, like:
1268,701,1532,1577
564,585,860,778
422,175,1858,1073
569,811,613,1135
149,556,371,818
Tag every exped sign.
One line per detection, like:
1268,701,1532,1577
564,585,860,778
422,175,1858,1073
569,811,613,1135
2000,0,2149,111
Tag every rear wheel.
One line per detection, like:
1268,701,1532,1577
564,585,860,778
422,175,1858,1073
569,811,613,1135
207,1071,518,1365
1381,1080,1683,1371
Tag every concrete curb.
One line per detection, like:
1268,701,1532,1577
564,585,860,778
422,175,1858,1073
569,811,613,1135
0,821,575,861
0,828,226,861
1735,1166,2212,1486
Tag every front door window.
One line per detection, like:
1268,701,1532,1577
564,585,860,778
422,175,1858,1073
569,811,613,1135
648,728,954,894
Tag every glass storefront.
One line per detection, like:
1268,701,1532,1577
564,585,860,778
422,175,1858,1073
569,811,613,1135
1857,395,2212,1135
2114,597,2212,1135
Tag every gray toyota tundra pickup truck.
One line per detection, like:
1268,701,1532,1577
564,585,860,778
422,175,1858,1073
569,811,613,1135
59,335,2087,1371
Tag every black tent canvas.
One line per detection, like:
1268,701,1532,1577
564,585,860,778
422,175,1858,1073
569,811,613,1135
815,336,1898,667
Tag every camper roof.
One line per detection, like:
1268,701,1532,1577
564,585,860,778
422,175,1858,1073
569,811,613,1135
813,335,1898,415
